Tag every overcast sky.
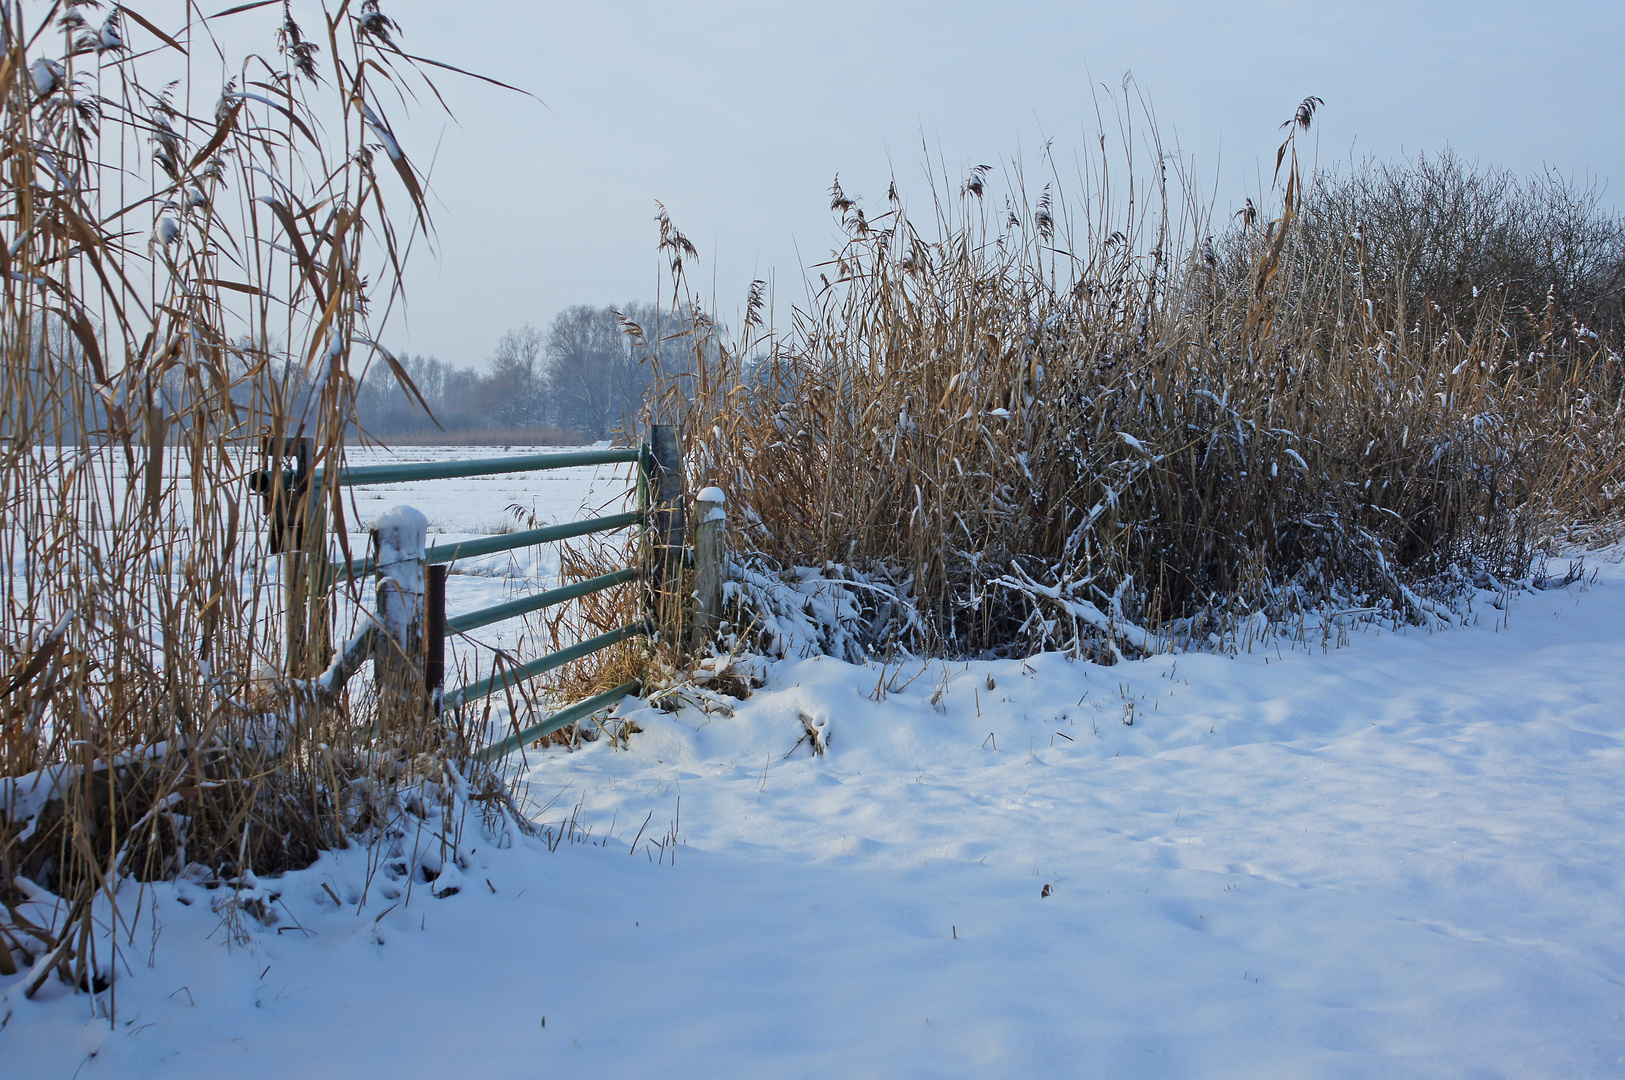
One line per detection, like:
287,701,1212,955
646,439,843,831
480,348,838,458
285,1,1624,368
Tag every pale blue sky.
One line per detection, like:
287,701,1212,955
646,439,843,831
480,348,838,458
243,2,1625,365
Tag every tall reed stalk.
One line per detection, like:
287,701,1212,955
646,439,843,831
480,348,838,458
0,1,478,1000
652,95,1624,661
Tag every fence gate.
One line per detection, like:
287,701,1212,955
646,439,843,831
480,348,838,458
249,425,710,762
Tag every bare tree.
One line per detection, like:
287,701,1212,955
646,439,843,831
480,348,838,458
542,303,679,438
543,306,620,436
482,324,546,428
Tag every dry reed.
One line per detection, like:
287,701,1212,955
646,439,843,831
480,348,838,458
650,94,1624,661
0,1,499,1002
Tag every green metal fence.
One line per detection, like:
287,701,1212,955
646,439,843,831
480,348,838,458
253,439,674,762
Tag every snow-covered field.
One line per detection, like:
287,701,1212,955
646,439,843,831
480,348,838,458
4,448,1623,1077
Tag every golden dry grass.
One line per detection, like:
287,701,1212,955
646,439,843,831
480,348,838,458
649,97,1624,659
0,2,489,996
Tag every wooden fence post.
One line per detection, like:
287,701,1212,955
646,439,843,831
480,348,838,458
426,563,447,712
372,506,428,718
263,435,315,676
254,434,332,680
692,486,726,648
649,424,686,636
283,548,309,675
299,490,332,679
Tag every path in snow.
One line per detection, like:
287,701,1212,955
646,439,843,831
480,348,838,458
3,555,1623,1078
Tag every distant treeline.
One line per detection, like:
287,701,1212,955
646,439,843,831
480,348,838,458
9,302,704,446
352,301,699,444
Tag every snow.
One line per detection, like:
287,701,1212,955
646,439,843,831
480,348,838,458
357,101,403,163
369,502,427,644
371,504,428,573
696,486,727,523
28,58,61,96
1117,430,1148,454
5,449,1624,1075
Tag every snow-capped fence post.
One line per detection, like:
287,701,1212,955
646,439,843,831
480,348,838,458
371,506,429,721
649,423,687,636
692,486,726,648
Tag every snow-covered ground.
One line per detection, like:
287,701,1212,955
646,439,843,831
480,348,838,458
4,449,1623,1076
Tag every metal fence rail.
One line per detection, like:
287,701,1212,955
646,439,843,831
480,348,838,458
342,511,647,580
316,446,645,488
255,436,680,760
444,621,648,712
472,678,643,764
445,566,640,636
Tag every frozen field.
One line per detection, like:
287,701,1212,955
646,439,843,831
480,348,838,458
3,446,1622,1077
